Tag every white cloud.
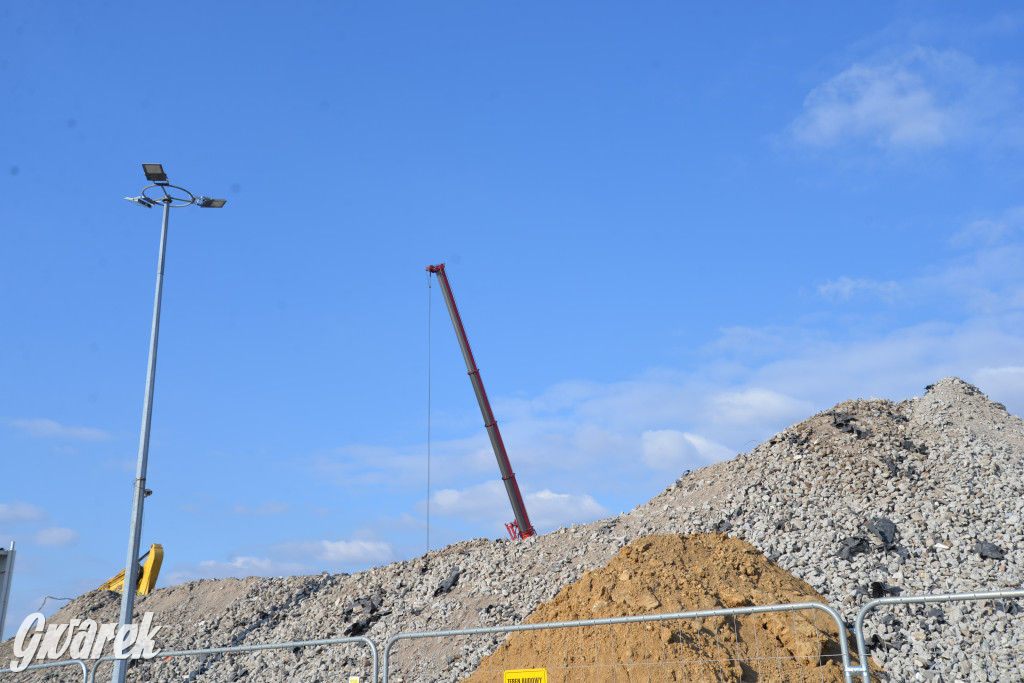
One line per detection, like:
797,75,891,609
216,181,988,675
233,500,289,516
640,429,696,470
318,539,393,563
951,207,1024,248
951,220,1011,248
523,489,608,529
791,47,1022,150
920,244,1024,315
970,366,1024,413
273,538,395,565
0,502,48,523
818,276,901,302
33,527,79,547
202,555,304,574
819,225,1024,317
312,442,459,486
976,10,1024,36
742,317,1024,420
430,481,506,520
428,480,609,532
704,388,817,429
163,536,393,584
793,56,950,148
6,418,112,441
640,430,731,470
164,557,311,584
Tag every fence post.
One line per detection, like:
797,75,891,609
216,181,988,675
383,602,855,683
854,588,1024,683
86,636,378,683
0,659,89,683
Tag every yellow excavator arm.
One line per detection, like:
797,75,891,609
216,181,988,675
99,544,163,596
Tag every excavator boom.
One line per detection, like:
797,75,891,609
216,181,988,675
99,543,163,595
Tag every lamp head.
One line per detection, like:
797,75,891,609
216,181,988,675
124,196,156,209
142,163,168,183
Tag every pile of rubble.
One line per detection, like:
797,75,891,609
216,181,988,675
3,377,1021,681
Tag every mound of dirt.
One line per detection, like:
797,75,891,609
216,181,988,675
464,534,862,683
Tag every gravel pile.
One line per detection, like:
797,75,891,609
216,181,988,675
3,377,1021,682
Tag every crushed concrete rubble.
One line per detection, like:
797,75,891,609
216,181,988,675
2,377,1022,682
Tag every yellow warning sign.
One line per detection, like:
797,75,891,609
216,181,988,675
503,669,547,683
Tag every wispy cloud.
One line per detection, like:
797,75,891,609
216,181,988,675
0,502,48,523
6,418,112,441
164,534,396,584
923,244,1024,315
755,218,1024,402
819,211,1024,316
233,500,289,516
311,443,453,487
790,47,1023,151
975,9,1024,36
33,527,79,547
950,207,1024,248
164,556,311,584
818,276,901,302
274,538,394,565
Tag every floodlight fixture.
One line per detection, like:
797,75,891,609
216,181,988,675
142,163,168,182
124,196,156,208
197,197,227,208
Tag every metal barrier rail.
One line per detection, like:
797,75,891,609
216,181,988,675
0,659,89,683
7,589,1020,683
852,588,1024,683
384,601,858,683
86,635,377,683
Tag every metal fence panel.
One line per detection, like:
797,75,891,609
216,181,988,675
0,659,89,683
384,602,860,683
7,589,1020,682
86,636,377,683
853,589,1024,683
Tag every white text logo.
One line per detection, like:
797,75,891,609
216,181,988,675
10,612,162,672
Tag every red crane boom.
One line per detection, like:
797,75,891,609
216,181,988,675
427,263,536,539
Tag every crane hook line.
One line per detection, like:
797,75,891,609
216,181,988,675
427,271,432,556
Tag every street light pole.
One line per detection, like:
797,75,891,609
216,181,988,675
113,166,225,683
111,196,168,683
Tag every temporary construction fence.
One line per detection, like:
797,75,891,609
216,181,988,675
853,588,1024,683
0,660,88,683
383,602,860,683
84,635,377,683
3,590,1023,683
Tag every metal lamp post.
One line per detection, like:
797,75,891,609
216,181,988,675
113,164,225,683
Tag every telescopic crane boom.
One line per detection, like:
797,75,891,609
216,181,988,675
427,264,536,539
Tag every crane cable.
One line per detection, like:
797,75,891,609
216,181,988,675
426,271,432,556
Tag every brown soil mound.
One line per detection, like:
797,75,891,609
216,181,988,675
463,534,861,682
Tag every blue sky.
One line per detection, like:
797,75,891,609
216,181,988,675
2,2,1023,638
